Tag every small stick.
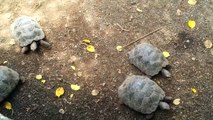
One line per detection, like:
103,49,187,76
115,23,130,32
123,27,162,48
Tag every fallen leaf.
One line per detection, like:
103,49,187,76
188,20,196,29
71,65,76,70
188,0,197,5
91,89,99,96
36,74,42,80
116,46,123,52
41,79,46,84
4,101,12,110
204,40,212,48
191,57,196,61
191,88,197,93
86,45,95,52
55,87,65,97
71,84,80,91
83,39,91,44
163,51,170,58
173,98,181,105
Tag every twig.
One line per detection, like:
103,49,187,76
123,27,162,48
33,0,42,11
115,23,130,32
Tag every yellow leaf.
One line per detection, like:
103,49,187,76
71,65,76,70
163,51,170,58
173,98,181,105
36,74,42,80
71,84,80,91
188,20,196,29
55,87,65,97
191,88,197,93
188,0,197,5
4,101,12,110
116,46,123,52
41,79,46,84
86,45,95,52
204,40,212,48
83,39,91,44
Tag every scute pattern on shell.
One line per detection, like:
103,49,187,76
128,43,168,76
0,66,20,102
118,75,165,114
10,16,45,47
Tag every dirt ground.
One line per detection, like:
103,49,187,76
0,0,213,120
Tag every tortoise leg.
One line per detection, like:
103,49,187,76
163,96,173,103
30,41,38,51
0,96,4,102
161,68,171,78
0,113,11,120
21,46,29,54
145,113,154,120
159,101,170,110
40,40,51,48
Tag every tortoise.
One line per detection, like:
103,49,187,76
0,113,11,120
118,75,172,115
10,16,50,54
128,43,171,77
0,66,20,102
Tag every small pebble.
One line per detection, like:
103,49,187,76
3,61,8,64
9,39,15,45
101,82,106,86
77,72,82,77
192,57,196,61
70,56,77,63
59,108,65,114
176,9,182,16
91,89,99,96
28,95,31,98
117,69,121,74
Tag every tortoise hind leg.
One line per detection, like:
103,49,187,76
145,113,154,120
30,41,38,51
40,40,51,48
159,102,170,110
21,46,29,54
161,68,171,78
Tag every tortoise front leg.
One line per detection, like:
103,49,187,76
159,101,170,110
40,40,51,48
21,46,29,54
161,68,171,78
